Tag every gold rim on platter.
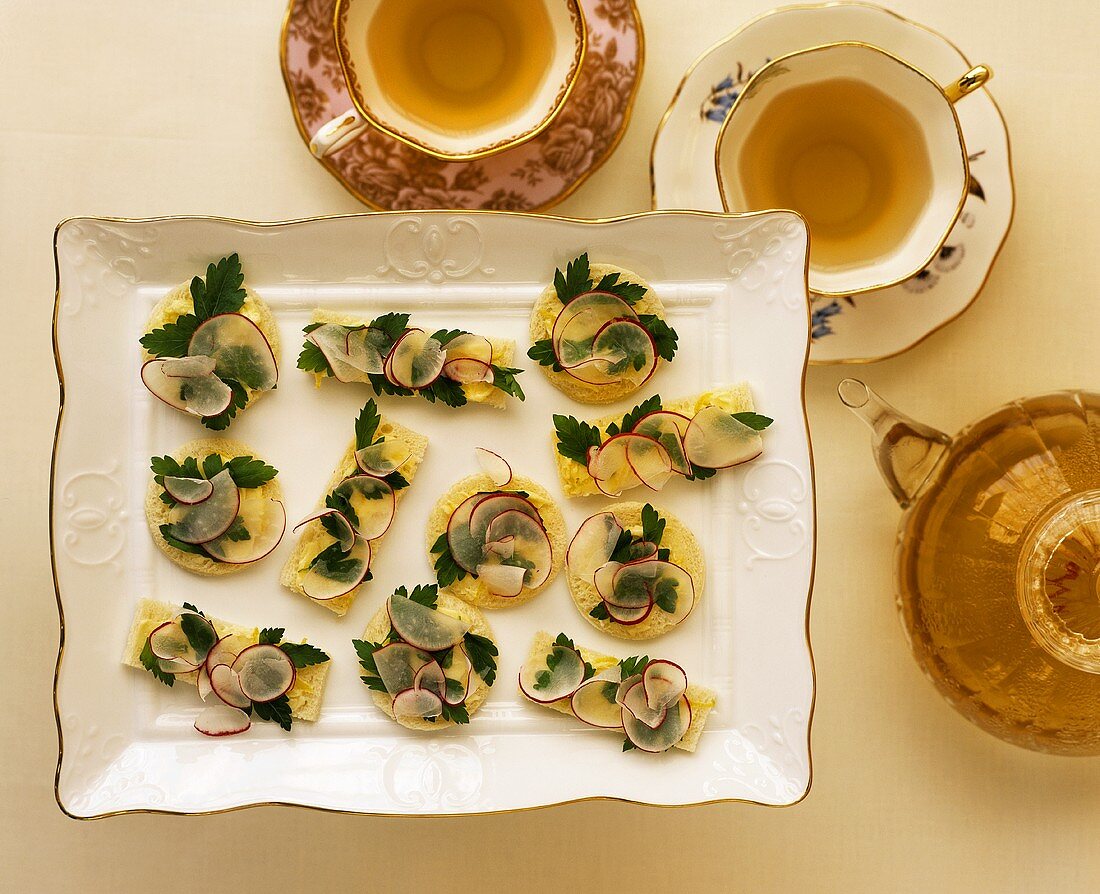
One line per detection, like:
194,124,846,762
648,0,1016,366
50,209,816,819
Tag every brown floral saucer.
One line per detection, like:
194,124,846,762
279,0,643,211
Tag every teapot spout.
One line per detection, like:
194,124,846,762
838,379,952,509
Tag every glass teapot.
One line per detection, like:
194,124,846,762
840,379,1100,755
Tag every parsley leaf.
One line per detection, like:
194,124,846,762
308,540,362,577
140,314,201,358
392,583,439,608
383,470,410,491
440,700,470,725
553,413,604,466
490,366,525,401
607,396,663,436
622,738,637,752
200,379,248,431
150,454,203,482
590,601,611,620
654,576,679,614
352,638,384,678
225,455,278,489
368,373,415,398
158,524,207,555
689,463,718,481
190,254,246,320
733,411,773,431
618,655,650,679
298,322,333,375
430,532,468,587
370,312,411,343
422,376,467,408
430,328,465,346
181,611,217,655
280,642,330,667
252,694,292,731
463,632,498,687
636,314,679,361
641,503,665,546
527,338,562,370
554,253,591,304
139,637,175,687
601,278,647,305
257,627,284,646
354,399,382,450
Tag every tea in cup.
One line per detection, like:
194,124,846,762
312,0,587,161
715,42,991,296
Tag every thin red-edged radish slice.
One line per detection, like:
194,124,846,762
559,356,622,387
442,493,484,571
163,475,213,505
444,332,494,364
623,695,691,753
570,676,626,729
625,436,675,492
618,540,659,563
683,407,765,470
567,512,622,582
447,492,540,573
605,598,654,625
194,703,251,737
620,679,667,729
652,561,696,623
188,312,278,392
588,435,648,497
467,493,541,549
551,292,637,363
332,475,396,541
485,509,553,589
441,357,494,384
475,562,526,597
484,536,515,560
197,664,214,701
354,440,413,476
293,508,356,553
204,635,240,674
165,469,239,545
345,325,389,374
643,660,688,712
148,620,194,662
373,642,435,697
301,535,372,600
306,323,381,383
202,496,286,564
209,663,251,709
392,687,443,721
385,329,445,389
590,318,658,386
632,411,693,476
141,358,233,418
519,641,587,704
161,355,216,377
442,644,472,705
412,659,447,699
232,644,296,703
474,448,513,487
387,595,470,652
158,656,201,675
593,561,622,604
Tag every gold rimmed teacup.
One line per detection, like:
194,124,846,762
313,0,587,162
715,41,991,297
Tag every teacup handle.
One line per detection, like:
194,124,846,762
944,65,993,104
309,107,371,159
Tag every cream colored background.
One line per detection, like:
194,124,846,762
2,0,1098,890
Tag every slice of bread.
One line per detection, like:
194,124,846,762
121,597,330,722
141,281,281,415
553,383,757,497
529,262,668,405
358,591,495,731
567,502,705,641
521,631,716,752
305,310,515,409
145,437,284,577
425,473,566,609
279,415,427,617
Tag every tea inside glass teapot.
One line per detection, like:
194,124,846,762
841,379,1100,755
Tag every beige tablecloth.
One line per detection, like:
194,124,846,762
3,0,1099,890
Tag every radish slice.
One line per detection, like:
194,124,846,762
623,695,691,753
620,679,667,729
441,357,494,384
188,313,278,392
448,493,541,573
519,642,587,703
412,659,446,698
293,508,356,553
683,407,765,470
625,436,675,492
633,411,693,476
467,494,541,551
373,642,435,697
387,595,470,652
197,664,214,701
484,536,515,560
345,326,390,374
590,319,658,385
163,475,213,505
592,561,622,604
570,675,626,729
606,600,654,625
202,496,286,564
148,620,195,662
332,475,396,541
613,560,694,621
165,469,239,545
552,291,637,365
141,358,233,417
194,703,251,737
307,323,385,382
231,644,296,703
442,644,472,705
567,512,623,582
392,688,443,721
442,493,484,572
209,663,251,709
559,356,623,387
162,355,216,377
643,660,688,712
158,656,201,675
204,635,240,673
301,535,372,600
385,329,445,389
474,448,513,487
475,563,526,597
588,435,650,497
485,509,553,589
354,440,413,476
444,332,493,365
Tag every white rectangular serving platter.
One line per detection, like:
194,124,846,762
51,211,815,818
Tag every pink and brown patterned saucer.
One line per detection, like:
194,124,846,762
279,0,643,211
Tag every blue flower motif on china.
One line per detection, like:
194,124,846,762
700,62,768,122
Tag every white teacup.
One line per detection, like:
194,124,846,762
715,42,991,296
312,0,587,162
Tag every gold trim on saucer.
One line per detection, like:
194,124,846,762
51,209,815,820
332,0,587,162
648,1,1016,365
713,40,974,298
